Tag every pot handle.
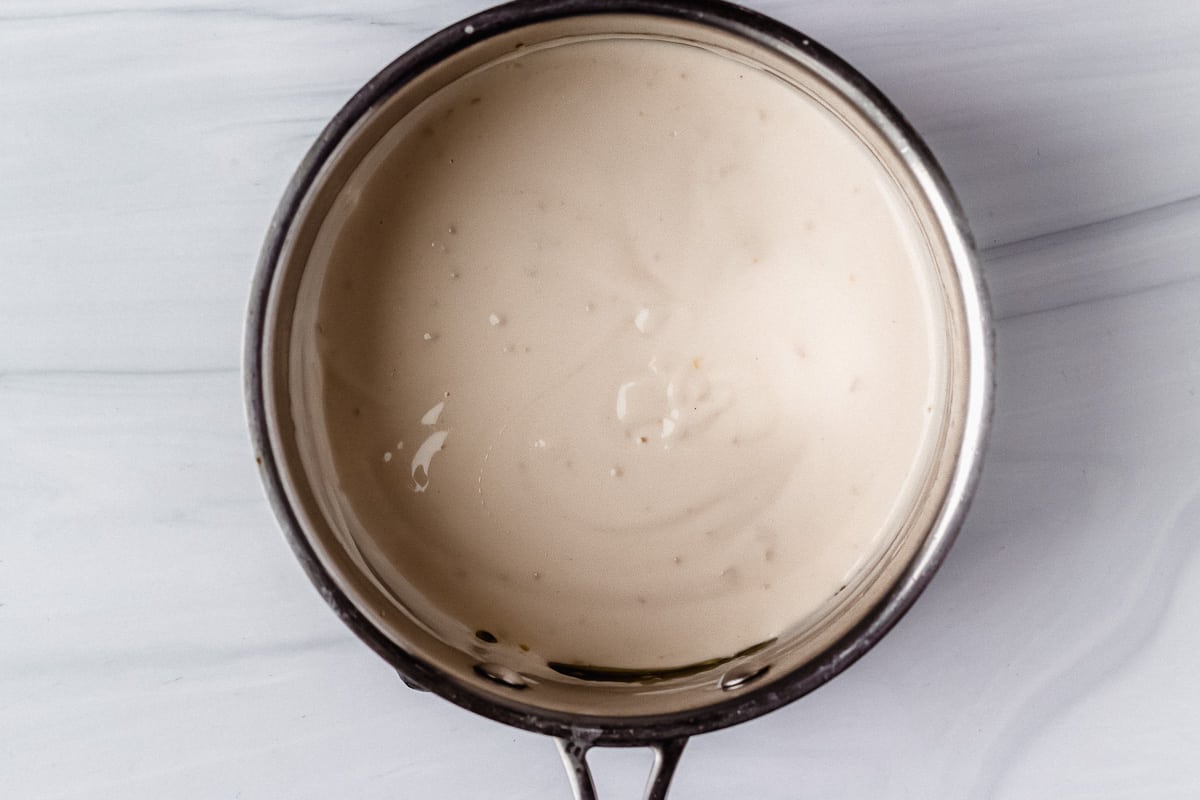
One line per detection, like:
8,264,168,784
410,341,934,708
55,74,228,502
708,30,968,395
555,736,688,800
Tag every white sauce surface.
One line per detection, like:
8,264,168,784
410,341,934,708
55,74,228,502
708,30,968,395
309,37,946,671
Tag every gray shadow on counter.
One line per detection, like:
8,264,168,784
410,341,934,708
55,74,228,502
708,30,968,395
947,193,1200,796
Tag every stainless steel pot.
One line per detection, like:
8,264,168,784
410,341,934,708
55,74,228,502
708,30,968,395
244,2,993,797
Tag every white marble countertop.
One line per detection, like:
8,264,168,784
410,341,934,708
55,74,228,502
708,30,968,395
3,1,1199,797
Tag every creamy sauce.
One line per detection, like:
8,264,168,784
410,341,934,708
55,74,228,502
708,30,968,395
308,37,946,672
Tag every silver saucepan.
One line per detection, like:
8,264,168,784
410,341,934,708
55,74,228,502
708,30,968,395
244,1,993,796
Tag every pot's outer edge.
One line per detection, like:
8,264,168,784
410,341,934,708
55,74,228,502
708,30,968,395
243,0,995,746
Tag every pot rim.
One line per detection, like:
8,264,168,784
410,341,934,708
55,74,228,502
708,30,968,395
244,0,994,746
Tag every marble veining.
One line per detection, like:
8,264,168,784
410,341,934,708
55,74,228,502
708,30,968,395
2,1,1199,798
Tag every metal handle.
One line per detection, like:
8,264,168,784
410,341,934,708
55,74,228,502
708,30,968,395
555,736,688,800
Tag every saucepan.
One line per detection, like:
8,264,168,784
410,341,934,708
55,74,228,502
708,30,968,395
244,1,992,796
